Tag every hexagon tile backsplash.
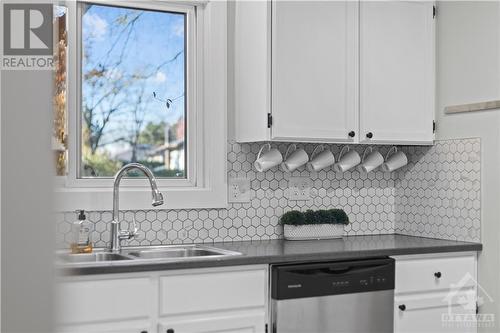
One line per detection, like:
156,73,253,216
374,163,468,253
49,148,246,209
55,138,481,248
395,138,481,242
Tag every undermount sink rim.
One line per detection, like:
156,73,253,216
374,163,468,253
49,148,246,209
58,251,135,263
57,244,242,267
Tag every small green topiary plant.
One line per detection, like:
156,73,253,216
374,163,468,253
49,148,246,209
279,209,349,226
279,210,306,226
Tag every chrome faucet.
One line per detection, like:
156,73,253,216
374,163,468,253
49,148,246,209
110,163,164,252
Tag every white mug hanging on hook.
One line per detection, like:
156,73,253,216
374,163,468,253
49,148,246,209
306,145,335,172
281,144,309,172
254,143,283,172
357,147,384,174
381,146,408,172
333,146,361,172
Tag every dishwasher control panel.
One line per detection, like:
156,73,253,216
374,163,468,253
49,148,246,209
271,257,395,300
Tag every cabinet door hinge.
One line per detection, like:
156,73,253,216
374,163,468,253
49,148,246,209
433,5,436,18
265,324,268,333
476,302,479,314
267,113,273,128
433,121,436,133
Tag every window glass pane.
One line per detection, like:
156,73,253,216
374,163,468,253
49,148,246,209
81,3,186,178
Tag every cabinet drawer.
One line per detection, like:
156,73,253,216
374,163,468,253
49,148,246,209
57,277,152,325
159,268,266,316
394,291,477,333
395,254,475,294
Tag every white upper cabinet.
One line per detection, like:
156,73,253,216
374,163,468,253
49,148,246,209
234,1,271,142
359,1,435,145
233,1,435,145
271,1,358,142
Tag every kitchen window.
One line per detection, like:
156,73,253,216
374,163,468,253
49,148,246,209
55,0,227,210
79,3,188,180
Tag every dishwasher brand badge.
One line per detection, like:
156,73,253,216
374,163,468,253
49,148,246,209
441,273,494,329
287,284,302,289
2,2,54,69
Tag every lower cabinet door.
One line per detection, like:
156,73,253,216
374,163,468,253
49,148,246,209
395,291,477,333
159,311,265,333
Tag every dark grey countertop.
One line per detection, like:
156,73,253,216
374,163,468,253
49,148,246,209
60,234,482,276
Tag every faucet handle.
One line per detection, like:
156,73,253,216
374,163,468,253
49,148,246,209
131,216,139,236
130,216,144,241
118,217,140,241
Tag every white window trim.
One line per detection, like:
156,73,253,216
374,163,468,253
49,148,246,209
54,0,227,211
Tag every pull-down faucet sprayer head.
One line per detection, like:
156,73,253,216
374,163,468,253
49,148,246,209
152,189,164,206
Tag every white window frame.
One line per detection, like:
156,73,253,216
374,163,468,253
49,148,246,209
54,0,227,211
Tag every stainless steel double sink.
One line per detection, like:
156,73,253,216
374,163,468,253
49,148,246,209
58,245,242,266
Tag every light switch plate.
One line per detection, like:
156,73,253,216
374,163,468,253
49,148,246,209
228,178,251,203
288,177,312,200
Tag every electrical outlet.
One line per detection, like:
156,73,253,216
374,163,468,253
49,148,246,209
288,177,312,200
228,178,251,203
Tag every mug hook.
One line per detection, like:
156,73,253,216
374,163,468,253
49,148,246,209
338,145,350,160
310,145,324,161
385,146,398,161
361,146,373,163
284,144,297,160
257,143,271,159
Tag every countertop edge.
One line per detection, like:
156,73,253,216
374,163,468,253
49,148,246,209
58,241,482,276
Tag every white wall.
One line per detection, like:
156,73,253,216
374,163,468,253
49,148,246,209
1,69,55,332
436,1,500,330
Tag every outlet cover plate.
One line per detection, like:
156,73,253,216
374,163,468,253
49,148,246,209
288,177,312,200
228,178,251,203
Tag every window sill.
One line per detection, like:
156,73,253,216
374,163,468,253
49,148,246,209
54,181,227,211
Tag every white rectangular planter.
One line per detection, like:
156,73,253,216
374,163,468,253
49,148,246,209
283,224,345,240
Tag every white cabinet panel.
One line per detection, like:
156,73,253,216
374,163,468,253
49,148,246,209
57,276,153,325
56,266,268,333
394,253,478,333
234,0,271,142
396,254,475,294
271,0,358,142
159,312,265,333
395,291,477,333
159,268,266,316
359,1,435,144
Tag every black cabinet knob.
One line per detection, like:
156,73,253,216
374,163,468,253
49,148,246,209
348,131,355,138
166,329,175,333
366,132,373,139
399,304,406,311
140,331,147,333
434,272,442,278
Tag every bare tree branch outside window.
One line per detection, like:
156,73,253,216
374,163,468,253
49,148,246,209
80,4,186,178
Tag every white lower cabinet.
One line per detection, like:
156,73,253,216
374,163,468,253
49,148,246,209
393,252,478,333
56,254,479,333
395,291,476,333
56,265,268,333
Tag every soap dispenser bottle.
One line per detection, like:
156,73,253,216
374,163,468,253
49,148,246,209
70,210,93,254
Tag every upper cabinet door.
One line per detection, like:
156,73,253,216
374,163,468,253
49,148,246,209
359,1,435,145
271,1,358,142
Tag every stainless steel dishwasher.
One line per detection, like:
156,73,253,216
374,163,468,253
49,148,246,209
271,257,395,333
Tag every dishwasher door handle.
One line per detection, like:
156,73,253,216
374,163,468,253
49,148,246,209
290,262,393,276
